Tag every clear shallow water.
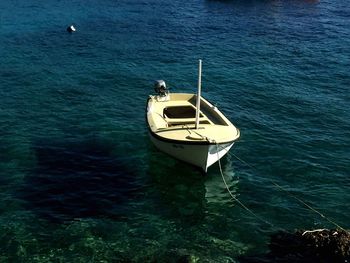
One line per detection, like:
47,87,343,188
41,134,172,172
0,0,349,261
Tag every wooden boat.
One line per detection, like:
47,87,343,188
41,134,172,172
146,60,240,172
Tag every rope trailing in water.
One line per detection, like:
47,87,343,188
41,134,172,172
215,143,275,228
270,180,346,231
227,149,346,231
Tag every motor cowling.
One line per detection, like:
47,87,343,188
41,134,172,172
154,80,169,96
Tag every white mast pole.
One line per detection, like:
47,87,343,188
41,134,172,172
195,59,202,129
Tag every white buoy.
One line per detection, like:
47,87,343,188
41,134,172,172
67,25,76,33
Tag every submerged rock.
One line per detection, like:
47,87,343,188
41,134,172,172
269,229,350,262
239,228,350,263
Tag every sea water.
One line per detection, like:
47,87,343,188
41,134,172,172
0,0,349,261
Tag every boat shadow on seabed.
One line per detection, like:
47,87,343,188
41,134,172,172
17,137,144,223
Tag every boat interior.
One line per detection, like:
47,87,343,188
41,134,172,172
162,96,228,128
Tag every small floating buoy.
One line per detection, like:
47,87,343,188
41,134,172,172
67,25,76,33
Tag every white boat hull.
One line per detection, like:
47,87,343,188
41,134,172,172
149,133,234,172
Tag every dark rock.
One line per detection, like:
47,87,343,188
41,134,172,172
269,229,350,262
239,229,350,263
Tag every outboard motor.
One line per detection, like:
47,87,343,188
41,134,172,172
154,80,169,97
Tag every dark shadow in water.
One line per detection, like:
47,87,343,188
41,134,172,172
206,0,318,3
146,147,207,226
205,0,276,5
205,0,319,11
17,137,144,223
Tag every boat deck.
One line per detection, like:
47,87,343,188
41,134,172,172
147,93,240,144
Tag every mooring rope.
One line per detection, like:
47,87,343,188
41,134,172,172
222,146,347,231
215,143,275,228
269,180,346,231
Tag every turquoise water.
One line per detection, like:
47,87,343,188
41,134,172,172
0,0,349,261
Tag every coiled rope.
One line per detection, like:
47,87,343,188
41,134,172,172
215,142,346,231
